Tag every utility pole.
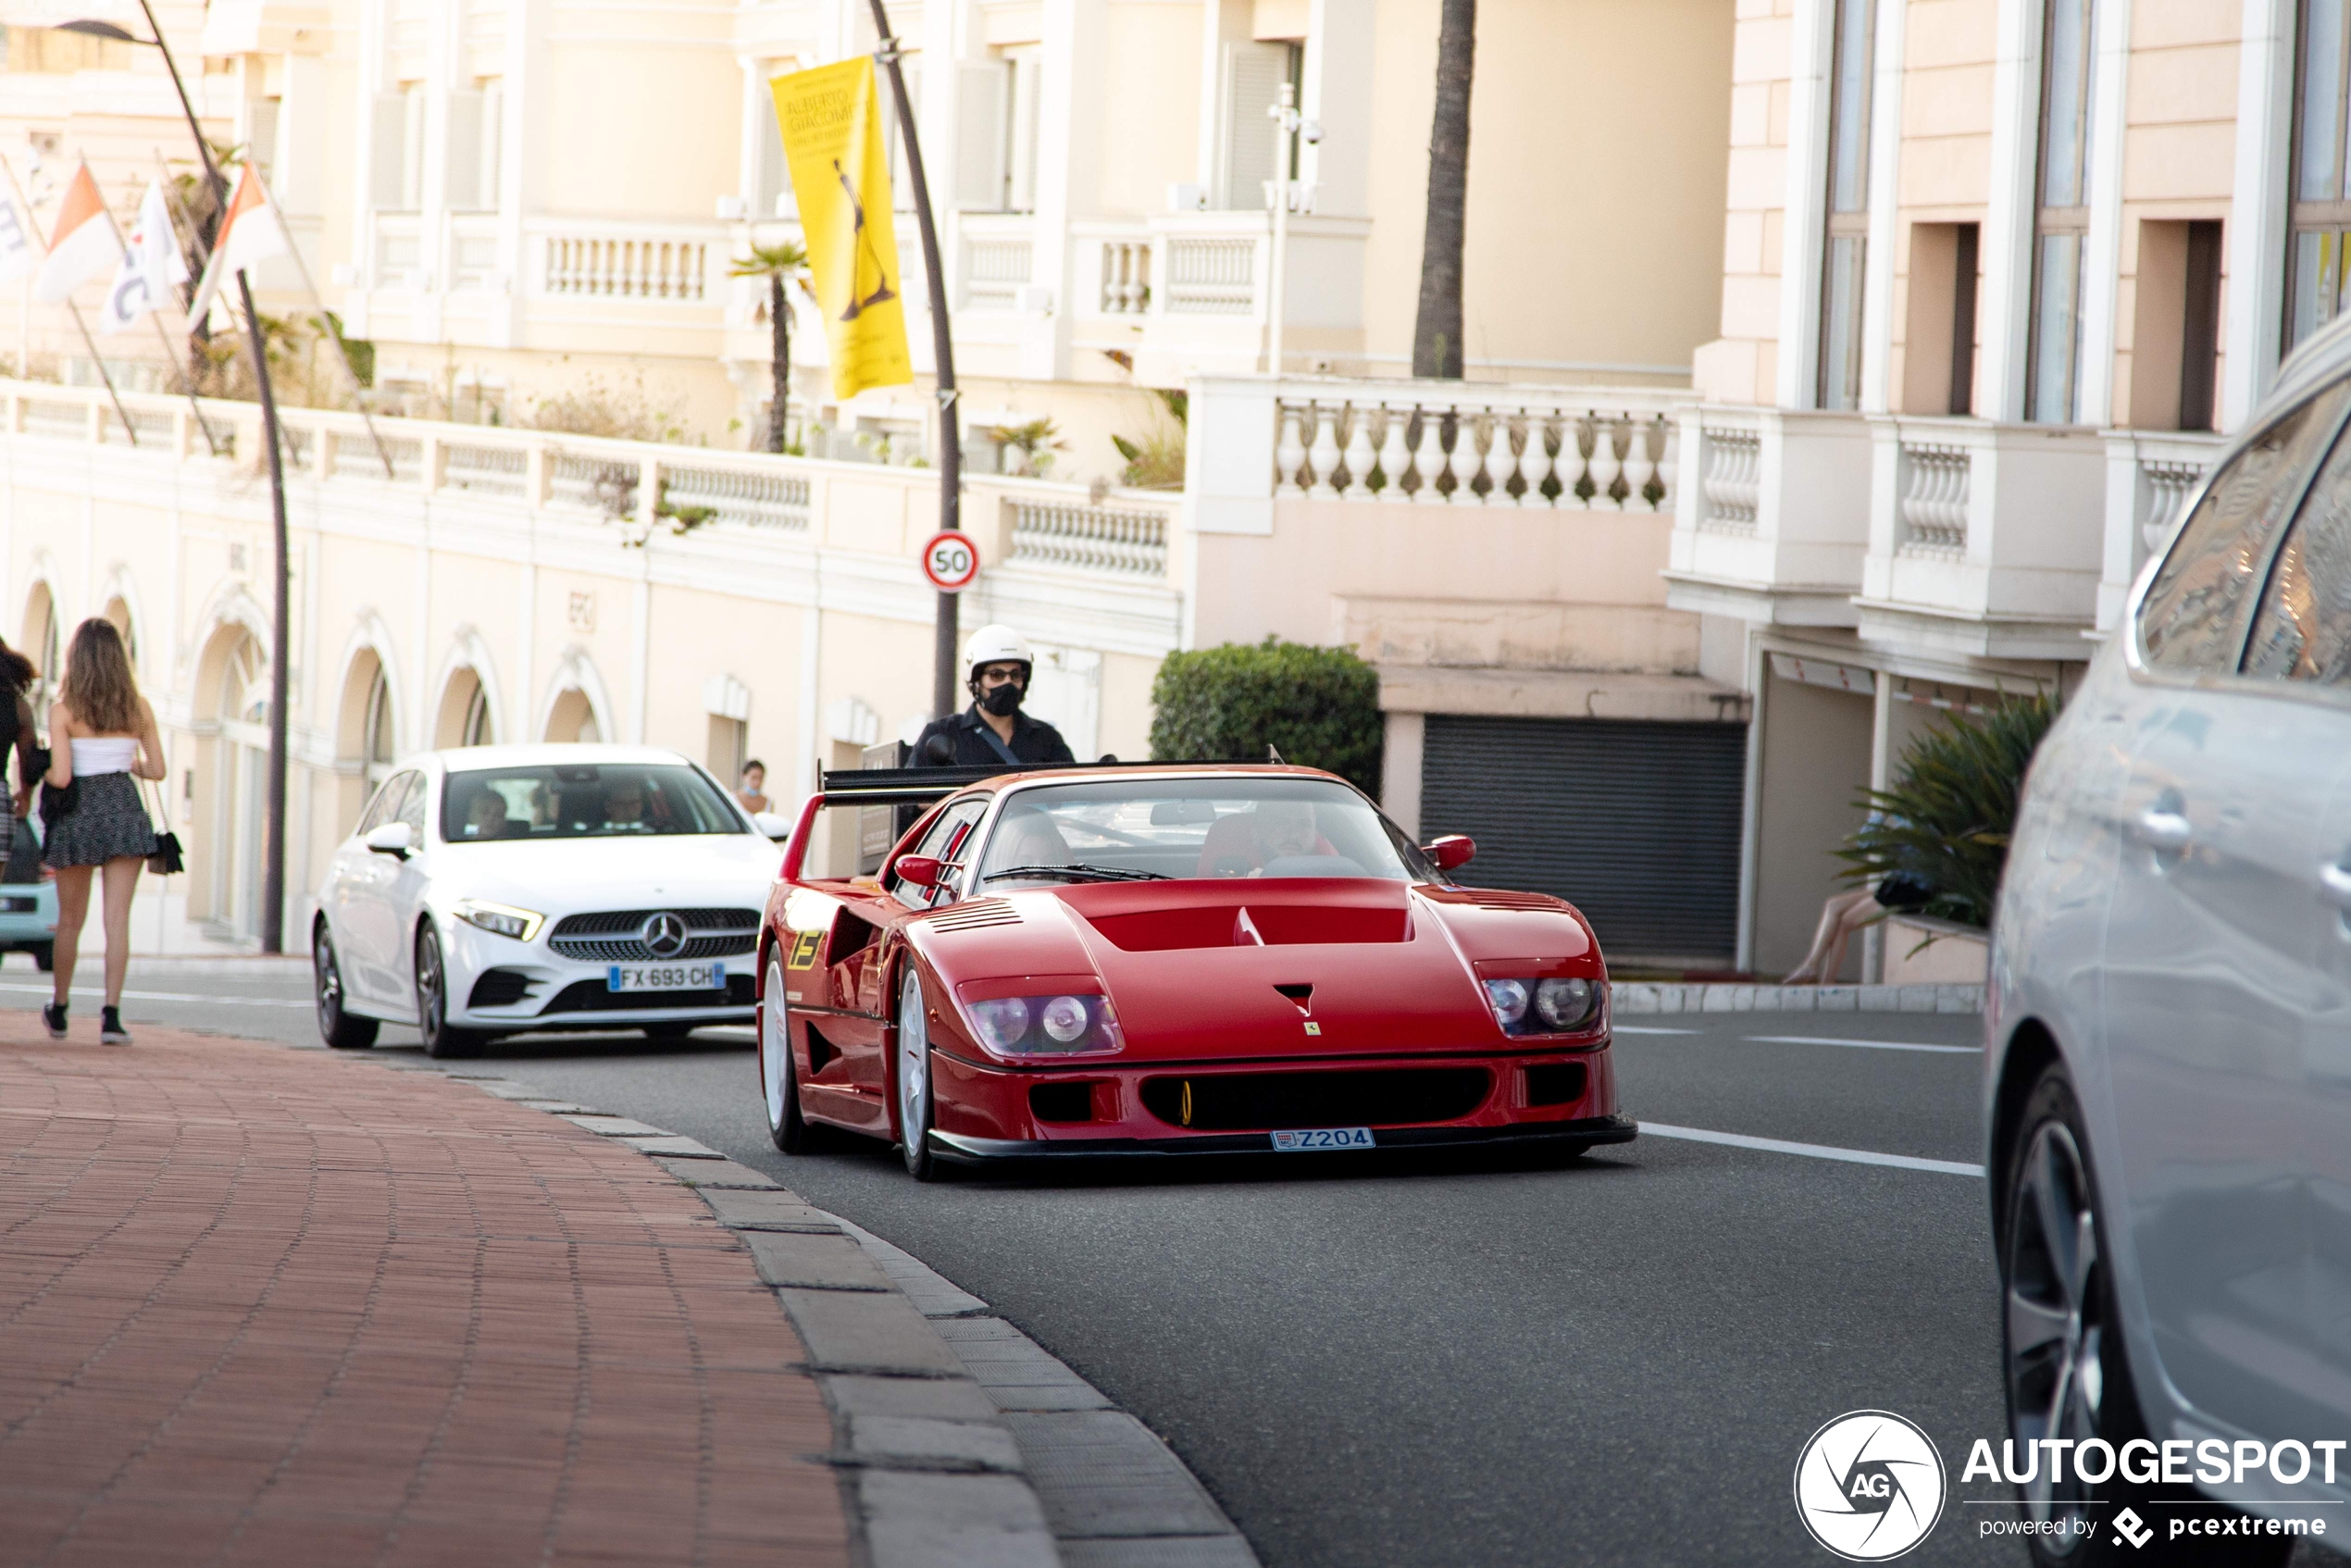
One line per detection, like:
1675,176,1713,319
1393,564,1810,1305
68,0,295,951
863,0,963,719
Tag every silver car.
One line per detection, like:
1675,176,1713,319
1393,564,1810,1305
1989,316,2351,1562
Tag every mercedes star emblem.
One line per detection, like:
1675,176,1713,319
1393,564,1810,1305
640,911,690,959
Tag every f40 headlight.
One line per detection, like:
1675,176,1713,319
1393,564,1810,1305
1485,976,1600,1036
961,993,1123,1056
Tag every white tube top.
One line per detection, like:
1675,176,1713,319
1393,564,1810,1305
70,736,139,776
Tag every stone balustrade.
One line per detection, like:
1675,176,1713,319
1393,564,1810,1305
2096,428,2228,632
1267,383,1682,510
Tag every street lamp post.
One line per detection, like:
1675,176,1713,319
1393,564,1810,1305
58,4,294,953
862,0,963,720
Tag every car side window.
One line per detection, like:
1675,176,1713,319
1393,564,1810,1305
395,774,429,840
2139,380,2351,673
888,798,986,904
2244,420,2351,683
355,774,408,835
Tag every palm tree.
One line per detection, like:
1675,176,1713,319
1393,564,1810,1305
729,241,810,453
1412,0,1475,379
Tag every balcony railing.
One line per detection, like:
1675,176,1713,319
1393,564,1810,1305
1858,417,2108,660
1009,500,1167,576
1267,383,1682,511
533,222,718,302
2097,429,2228,632
0,380,1176,591
1663,407,1872,627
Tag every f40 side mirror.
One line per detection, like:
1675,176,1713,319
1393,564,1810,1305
895,854,942,888
1423,834,1475,872
365,822,414,859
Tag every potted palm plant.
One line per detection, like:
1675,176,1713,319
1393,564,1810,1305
728,241,810,454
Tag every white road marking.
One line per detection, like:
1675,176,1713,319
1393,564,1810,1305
1744,1034,1979,1054
1612,1025,1698,1035
1641,1121,1984,1178
0,981,312,1008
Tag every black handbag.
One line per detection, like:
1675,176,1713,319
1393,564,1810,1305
38,777,76,830
143,778,182,876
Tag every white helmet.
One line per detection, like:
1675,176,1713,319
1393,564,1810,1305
963,624,1034,678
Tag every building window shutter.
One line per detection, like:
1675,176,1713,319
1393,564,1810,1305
402,87,427,211
371,93,409,209
479,81,504,211
1007,53,1042,213
1215,41,1288,211
954,60,1008,211
445,88,485,211
757,85,792,218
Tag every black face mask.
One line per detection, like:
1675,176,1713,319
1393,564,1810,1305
980,683,1024,717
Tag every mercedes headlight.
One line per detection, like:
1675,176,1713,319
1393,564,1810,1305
454,899,545,942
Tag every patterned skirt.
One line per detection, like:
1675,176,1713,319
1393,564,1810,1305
44,770,157,868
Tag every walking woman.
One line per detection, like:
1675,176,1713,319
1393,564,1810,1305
0,635,42,859
43,619,164,1043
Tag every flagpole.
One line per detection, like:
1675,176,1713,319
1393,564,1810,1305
130,0,294,955
863,0,961,720
61,302,139,446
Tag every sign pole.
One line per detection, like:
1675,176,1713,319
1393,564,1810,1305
863,0,962,719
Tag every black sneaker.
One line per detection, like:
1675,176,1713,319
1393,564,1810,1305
42,1002,66,1039
99,1007,130,1046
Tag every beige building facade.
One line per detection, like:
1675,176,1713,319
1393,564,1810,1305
1671,0,2284,977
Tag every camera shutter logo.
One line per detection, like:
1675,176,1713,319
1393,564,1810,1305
641,912,690,959
1794,1410,1947,1561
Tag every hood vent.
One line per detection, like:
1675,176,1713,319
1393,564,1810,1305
928,900,1024,933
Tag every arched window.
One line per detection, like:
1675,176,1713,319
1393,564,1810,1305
462,681,492,746
365,666,396,785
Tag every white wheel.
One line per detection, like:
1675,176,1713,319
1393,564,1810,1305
763,954,811,1153
896,967,937,1180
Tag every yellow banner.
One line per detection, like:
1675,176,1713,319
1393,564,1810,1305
770,57,914,400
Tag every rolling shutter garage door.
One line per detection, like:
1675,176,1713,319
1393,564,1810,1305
1420,716,1746,962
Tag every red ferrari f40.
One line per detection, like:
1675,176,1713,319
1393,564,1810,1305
756,762,1636,1178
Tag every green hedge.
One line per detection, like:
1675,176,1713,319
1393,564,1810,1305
1149,638,1382,793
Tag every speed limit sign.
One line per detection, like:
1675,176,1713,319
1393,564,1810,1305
920,529,981,593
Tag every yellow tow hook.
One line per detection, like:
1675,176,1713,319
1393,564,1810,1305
1180,1080,1193,1127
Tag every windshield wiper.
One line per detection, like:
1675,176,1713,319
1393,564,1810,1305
983,863,1168,884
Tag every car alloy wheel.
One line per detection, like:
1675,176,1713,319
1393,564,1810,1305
896,967,938,1180
416,925,482,1060
314,925,378,1050
763,954,813,1154
2006,1112,2105,1551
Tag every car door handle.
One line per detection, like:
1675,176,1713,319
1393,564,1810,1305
2130,807,2194,852
2322,864,2351,911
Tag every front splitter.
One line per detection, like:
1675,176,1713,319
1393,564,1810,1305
927,1114,1637,1163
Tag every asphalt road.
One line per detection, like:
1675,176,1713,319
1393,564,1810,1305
13,957,2338,1567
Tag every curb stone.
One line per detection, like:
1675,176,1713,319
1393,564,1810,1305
420,1065,1258,1568
1612,981,1983,1015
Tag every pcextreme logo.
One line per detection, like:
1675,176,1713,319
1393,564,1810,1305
1795,1410,1948,1562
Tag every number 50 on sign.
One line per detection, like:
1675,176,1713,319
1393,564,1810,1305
921,529,980,593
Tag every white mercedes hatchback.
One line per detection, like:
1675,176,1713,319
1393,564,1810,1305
312,744,784,1058
1988,315,2351,1562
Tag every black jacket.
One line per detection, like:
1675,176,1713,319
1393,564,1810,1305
912,706,1076,767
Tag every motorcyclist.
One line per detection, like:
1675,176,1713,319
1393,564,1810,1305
912,625,1077,766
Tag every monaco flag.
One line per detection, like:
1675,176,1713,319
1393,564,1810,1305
185,163,286,326
33,164,122,305
98,181,190,335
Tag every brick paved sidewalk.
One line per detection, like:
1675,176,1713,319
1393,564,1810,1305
0,1024,852,1568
